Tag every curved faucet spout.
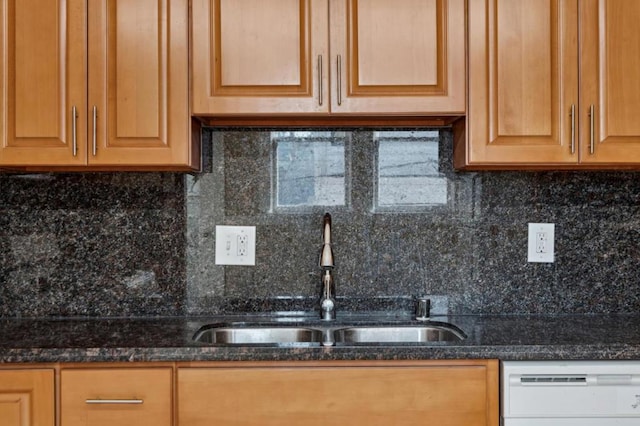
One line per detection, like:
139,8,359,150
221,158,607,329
319,213,336,320
323,213,332,244
320,213,334,268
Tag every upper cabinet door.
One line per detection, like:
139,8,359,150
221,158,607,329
329,0,465,114
580,0,640,164
88,0,194,168
191,0,330,115
467,0,579,166
0,0,87,166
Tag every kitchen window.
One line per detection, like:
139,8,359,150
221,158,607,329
374,130,447,211
271,131,350,211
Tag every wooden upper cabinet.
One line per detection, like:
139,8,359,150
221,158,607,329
191,0,465,116
191,0,330,115
465,0,579,167
330,0,466,114
88,0,194,168
0,0,87,166
580,0,640,165
0,0,197,170
0,369,55,426
463,0,640,169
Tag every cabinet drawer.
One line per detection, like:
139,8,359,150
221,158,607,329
61,368,172,426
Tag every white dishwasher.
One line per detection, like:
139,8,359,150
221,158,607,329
502,361,640,425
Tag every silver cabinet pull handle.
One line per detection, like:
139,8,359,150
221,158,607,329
92,106,98,156
317,55,323,106
71,106,78,157
570,104,576,155
589,104,595,155
337,55,342,106
86,399,143,405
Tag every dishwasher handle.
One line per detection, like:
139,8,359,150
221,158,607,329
514,374,639,386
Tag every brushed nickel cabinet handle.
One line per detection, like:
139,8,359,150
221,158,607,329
92,106,97,156
318,55,323,106
86,399,143,405
337,55,342,106
71,106,78,157
570,104,576,155
589,104,595,155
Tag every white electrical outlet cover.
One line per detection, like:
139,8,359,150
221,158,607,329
215,225,256,266
527,223,555,263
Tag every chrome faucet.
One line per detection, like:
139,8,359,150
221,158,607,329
319,213,335,320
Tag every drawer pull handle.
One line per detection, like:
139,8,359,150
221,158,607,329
85,399,143,405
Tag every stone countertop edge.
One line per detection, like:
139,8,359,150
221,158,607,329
1,314,640,363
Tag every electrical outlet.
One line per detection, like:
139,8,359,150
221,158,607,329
215,226,256,266
536,232,547,253
237,235,248,256
528,223,555,263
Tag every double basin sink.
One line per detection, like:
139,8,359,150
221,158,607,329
193,319,466,346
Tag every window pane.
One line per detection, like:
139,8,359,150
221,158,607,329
376,131,446,208
273,132,347,208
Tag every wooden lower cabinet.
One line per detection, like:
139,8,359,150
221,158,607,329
178,360,499,426
0,360,498,426
0,369,54,426
60,368,173,426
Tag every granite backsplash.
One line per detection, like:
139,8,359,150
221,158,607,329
0,173,186,317
1,128,640,318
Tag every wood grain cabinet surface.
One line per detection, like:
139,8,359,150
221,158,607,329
178,360,499,426
0,369,54,426
462,0,640,169
60,368,173,426
191,0,465,117
0,0,198,170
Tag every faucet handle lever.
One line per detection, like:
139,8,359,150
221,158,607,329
320,244,334,268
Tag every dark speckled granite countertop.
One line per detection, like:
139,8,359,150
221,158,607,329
1,314,640,364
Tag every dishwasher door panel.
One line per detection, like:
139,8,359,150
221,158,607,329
504,419,640,425
507,383,640,417
502,361,640,423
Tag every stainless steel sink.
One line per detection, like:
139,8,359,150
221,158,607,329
333,324,466,343
193,326,324,345
193,321,466,345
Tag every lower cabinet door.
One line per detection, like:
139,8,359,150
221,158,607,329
61,368,172,426
178,360,499,426
0,369,54,426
